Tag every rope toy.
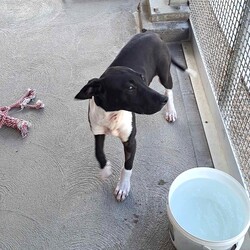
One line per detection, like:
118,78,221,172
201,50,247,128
0,89,44,138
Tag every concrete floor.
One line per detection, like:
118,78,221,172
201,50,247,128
0,1,212,249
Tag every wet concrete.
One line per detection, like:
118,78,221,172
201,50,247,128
0,1,212,249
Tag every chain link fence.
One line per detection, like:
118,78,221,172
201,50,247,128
189,0,250,192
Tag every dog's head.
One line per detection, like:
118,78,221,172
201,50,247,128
75,66,168,114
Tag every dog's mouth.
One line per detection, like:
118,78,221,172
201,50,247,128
142,96,168,115
135,104,167,115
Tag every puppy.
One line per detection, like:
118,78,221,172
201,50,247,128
75,32,194,201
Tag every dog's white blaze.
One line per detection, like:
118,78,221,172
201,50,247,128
165,89,177,122
89,97,133,142
115,168,132,201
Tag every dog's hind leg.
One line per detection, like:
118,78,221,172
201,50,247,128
95,134,112,180
164,75,177,122
159,72,177,122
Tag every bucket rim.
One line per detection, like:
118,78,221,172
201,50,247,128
167,167,250,246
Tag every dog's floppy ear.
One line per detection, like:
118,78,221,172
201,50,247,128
75,78,103,100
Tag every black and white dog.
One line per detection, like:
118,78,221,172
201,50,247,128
75,32,194,201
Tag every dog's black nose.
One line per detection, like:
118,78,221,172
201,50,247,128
162,96,168,105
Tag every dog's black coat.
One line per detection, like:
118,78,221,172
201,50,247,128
75,32,184,200
75,32,174,114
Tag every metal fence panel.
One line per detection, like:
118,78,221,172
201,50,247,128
190,0,250,192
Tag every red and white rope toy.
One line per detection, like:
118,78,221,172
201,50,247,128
0,89,44,138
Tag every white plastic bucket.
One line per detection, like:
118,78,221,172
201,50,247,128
167,168,250,250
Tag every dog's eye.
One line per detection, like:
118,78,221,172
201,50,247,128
128,80,136,91
128,85,136,90
127,81,136,91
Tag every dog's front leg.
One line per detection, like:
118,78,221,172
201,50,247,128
95,134,112,180
115,136,136,202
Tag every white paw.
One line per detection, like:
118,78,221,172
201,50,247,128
165,89,177,122
114,168,132,202
100,161,112,181
165,108,177,122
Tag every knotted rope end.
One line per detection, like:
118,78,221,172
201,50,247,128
0,88,44,138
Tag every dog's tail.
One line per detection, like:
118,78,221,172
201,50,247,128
171,58,197,78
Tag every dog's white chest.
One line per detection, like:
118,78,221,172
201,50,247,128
89,98,133,142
